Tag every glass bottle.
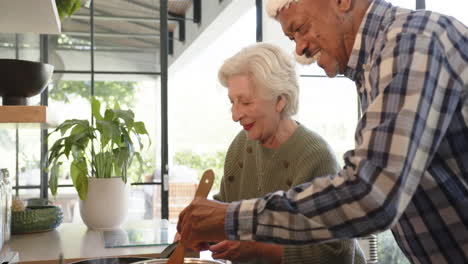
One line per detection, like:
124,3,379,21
1,168,12,242
0,169,5,248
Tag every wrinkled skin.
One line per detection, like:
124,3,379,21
228,74,287,146
276,0,364,77
210,240,261,262
209,240,282,263
177,198,228,249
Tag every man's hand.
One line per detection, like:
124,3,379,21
177,197,229,250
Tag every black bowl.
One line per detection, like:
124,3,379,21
0,59,54,105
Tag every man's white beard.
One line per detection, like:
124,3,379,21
294,51,321,65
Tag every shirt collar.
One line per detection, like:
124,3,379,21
345,0,393,81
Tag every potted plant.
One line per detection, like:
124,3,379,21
47,97,150,230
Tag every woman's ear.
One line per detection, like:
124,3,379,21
276,95,287,113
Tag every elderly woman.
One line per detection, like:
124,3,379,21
206,43,366,264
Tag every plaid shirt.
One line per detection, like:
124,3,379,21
225,1,468,263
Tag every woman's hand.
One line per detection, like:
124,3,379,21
174,232,210,251
209,240,283,263
210,241,259,262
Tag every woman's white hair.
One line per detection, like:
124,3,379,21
218,43,299,117
266,0,300,19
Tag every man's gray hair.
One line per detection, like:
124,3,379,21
266,0,300,18
218,43,299,117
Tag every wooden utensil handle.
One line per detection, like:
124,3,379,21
194,169,214,198
166,169,215,264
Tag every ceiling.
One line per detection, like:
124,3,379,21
59,0,194,52
0,0,229,74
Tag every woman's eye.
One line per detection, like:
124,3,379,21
296,25,303,33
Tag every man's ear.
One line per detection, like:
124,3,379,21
276,95,286,113
336,0,352,12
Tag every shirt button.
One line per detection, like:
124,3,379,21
286,179,293,187
283,161,289,168
228,176,235,182
238,161,243,168
246,146,253,153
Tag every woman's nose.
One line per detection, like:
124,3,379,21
232,105,243,122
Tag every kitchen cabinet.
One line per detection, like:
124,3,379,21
0,0,61,34
0,220,191,264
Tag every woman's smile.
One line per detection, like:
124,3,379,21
243,122,255,131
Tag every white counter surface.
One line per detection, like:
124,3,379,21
0,220,177,264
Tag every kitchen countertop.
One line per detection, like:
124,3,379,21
0,220,185,264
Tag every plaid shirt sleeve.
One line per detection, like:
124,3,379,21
224,22,465,244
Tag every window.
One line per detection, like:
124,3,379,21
0,0,162,223
296,76,357,165
168,4,256,222
425,0,468,25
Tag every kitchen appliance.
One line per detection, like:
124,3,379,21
0,59,53,105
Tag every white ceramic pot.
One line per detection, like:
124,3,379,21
79,177,129,230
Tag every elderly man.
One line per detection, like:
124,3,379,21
177,0,468,263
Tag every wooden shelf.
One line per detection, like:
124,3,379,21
0,105,58,129
0,0,61,34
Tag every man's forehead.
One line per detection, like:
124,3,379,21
266,0,300,18
277,7,296,33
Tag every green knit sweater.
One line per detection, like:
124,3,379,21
214,124,366,264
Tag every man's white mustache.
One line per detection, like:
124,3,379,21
294,51,320,65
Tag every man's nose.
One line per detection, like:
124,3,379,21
295,40,308,57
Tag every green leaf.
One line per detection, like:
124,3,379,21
91,97,104,121
133,121,148,135
104,109,115,122
47,95,150,196
95,152,113,178
114,101,121,110
96,120,112,147
112,147,131,179
55,119,89,136
64,131,90,158
70,0,81,14
71,159,88,200
48,161,62,197
112,109,135,128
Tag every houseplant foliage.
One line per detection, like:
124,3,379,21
55,0,82,20
47,97,150,200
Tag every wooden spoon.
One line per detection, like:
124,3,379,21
167,169,215,264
